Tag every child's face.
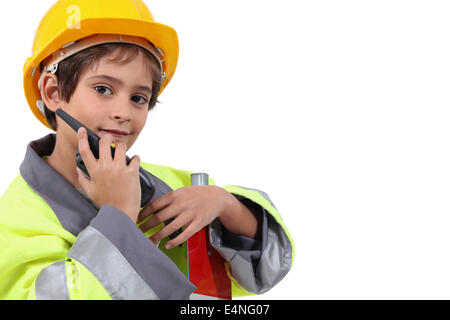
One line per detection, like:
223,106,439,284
57,49,153,151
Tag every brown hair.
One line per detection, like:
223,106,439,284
40,43,162,130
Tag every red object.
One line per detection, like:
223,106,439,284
188,227,231,299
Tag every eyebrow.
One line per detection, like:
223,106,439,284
87,75,152,95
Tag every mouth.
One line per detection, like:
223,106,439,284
99,129,130,138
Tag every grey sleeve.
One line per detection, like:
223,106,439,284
212,194,267,262
67,205,196,300
208,189,292,294
208,194,272,293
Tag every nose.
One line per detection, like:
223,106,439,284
109,97,132,122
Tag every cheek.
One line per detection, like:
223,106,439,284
137,117,147,131
127,112,147,146
75,108,103,130
134,110,149,132
70,89,104,126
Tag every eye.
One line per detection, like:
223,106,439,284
131,95,149,105
94,85,112,95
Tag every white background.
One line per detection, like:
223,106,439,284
1,0,450,299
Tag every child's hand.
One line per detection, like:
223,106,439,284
76,127,142,223
137,186,236,249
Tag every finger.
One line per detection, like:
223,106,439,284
138,202,182,233
149,213,189,244
139,191,175,223
137,201,155,224
77,127,96,171
164,223,199,249
112,142,127,164
99,134,114,161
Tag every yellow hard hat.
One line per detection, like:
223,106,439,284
23,0,179,129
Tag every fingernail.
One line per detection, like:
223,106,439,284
165,243,172,250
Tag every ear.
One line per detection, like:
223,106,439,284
40,73,61,112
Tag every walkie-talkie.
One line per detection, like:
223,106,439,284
55,108,155,207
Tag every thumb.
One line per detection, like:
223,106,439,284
129,155,141,170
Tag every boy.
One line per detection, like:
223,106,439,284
0,0,294,299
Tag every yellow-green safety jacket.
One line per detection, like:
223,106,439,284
0,134,294,299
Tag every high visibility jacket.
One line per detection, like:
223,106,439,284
0,134,294,299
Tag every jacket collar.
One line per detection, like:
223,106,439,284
19,134,98,236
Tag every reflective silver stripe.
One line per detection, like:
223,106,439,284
35,261,69,300
67,226,159,300
235,186,277,209
190,293,224,300
258,217,292,293
223,222,291,294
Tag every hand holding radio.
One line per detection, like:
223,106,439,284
76,127,142,223
55,108,155,209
